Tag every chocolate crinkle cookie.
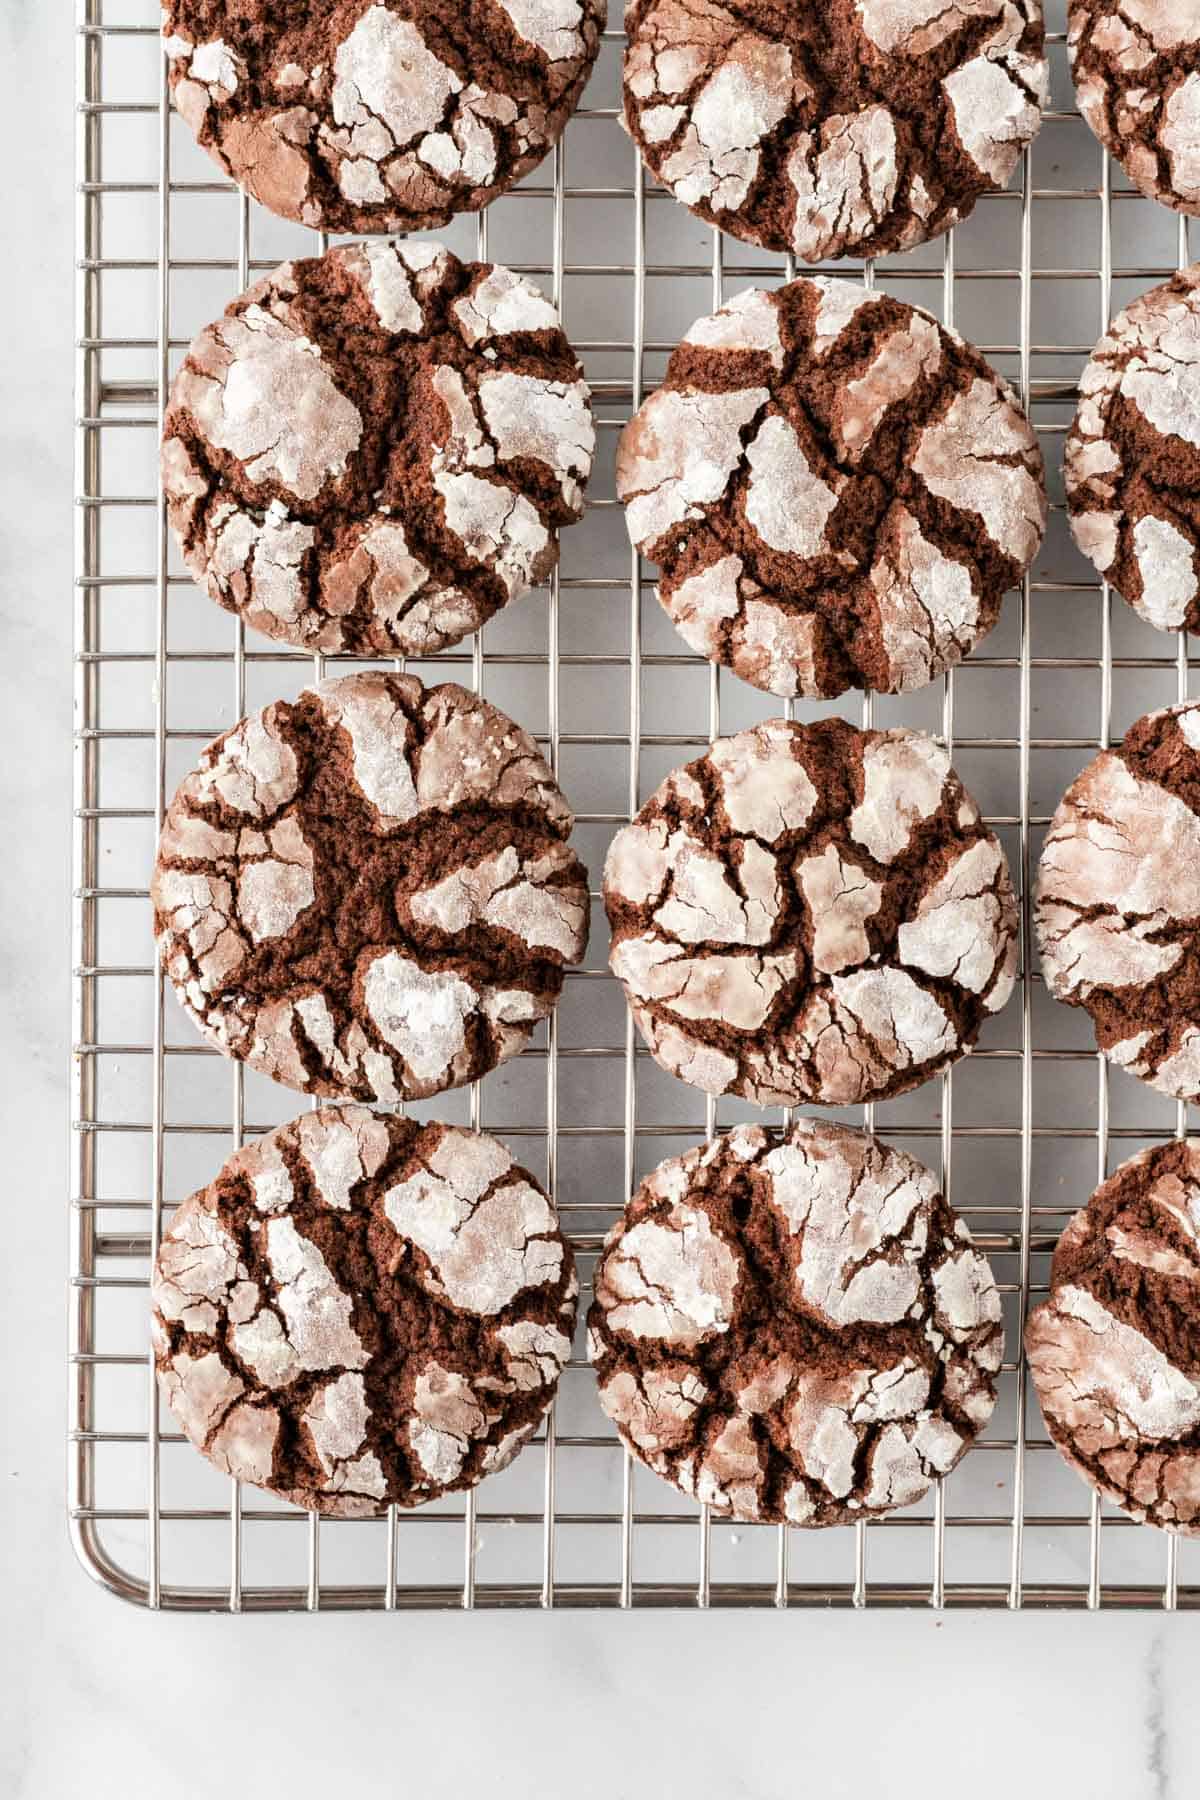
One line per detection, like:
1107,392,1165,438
151,1107,578,1514
163,0,605,233
588,1120,1002,1526
1065,267,1200,636
616,277,1046,700
162,243,594,657
1026,1140,1200,1534
623,0,1047,263
605,717,1018,1108
1036,700,1200,1099
151,671,590,1103
1069,0,1200,216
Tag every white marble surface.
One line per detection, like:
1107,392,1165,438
3,4,1200,1794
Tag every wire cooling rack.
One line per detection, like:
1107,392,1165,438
72,0,1200,1611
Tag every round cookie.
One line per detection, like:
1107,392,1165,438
162,0,605,234
1065,268,1200,636
151,671,590,1103
151,1107,578,1514
623,0,1046,264
1025,1140,1200,1535
588,1120,1002,1526
1036,700,1200,1099
162,243,595,656
616,277,1046,700
605,718,1018,1107
1069,1,1200,216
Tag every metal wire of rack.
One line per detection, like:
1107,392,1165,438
72,0,1200,1611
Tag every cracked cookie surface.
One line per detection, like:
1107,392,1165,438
151,1106,578,1514
623,0,1046,262
588,1119,1002,1525
1069,0,1200,216
1065,267,1200,636
152,671,590,1103
1026,1139,1200,1534
163,0,605,233
162,243,594,656
1036,700,1200,1098
604,717,1018,1107
616,277,1046,700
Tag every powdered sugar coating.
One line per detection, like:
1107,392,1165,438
1035,700,1200,1098
1026,1140,1200,1533
162,244,594,657
151,1107,577,1514
163,1,605,234
169,301,362,502
911,378,1045,569
624,0,1045,262
384,1140,565,1314
589,1120,1002,1526
152,672,589,1104
1069,0,1200,215
605,717,1017,1107
616,278,1045,700
1064,268,1200,636
619,386,769,551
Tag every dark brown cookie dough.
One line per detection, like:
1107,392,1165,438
151,671,590,1103
604,717,1018,1107
1036,700,1200,1099
163,0,605,233
1065,267,1200,636
1070,1,1200,216
1025,1140,1200,1535
616,277,1046,700
151,1107,578,1514
623,0,1047,263
162,244,594,656
588,1120,1002,1525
